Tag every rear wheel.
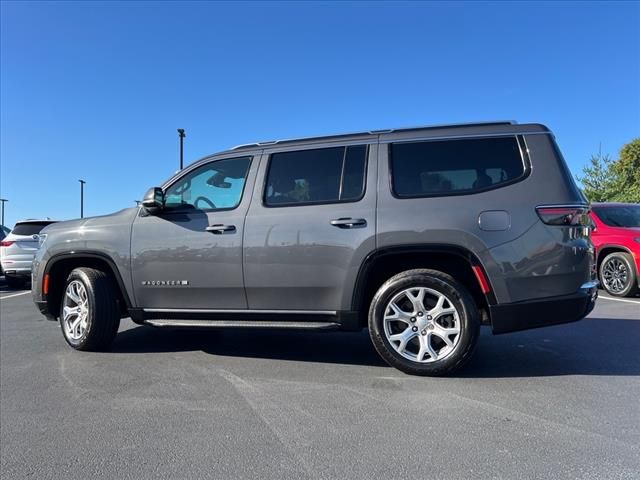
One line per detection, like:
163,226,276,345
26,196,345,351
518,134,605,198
368,269,480,376
600,252,638,297
60,268,120,351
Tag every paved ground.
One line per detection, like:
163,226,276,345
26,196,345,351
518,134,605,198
1,282,639,480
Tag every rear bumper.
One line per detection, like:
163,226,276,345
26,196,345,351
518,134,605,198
490,281,598,334
2,268,32,278
1,258,34,271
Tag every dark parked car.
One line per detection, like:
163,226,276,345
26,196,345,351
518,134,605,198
32,121,597,375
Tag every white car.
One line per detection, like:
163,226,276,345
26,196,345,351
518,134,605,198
1,220,56,289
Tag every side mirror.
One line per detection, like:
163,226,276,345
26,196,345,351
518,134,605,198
142,187,165,214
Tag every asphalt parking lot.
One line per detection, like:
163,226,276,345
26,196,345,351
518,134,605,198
1,283,639,480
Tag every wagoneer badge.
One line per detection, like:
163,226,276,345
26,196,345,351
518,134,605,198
141,280,189,286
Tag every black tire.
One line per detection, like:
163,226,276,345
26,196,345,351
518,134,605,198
5,276,25,289
60,267,120,351
599,252,639,298
368,269,480,376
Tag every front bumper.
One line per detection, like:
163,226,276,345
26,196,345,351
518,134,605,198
490,281,598,334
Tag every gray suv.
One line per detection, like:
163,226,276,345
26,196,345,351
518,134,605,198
32,121,597,376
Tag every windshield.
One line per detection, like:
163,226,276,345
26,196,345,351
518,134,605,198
593,205,640,228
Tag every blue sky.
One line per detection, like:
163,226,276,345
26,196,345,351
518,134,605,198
1,1,639,227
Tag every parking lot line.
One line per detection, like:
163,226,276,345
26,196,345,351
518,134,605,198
0,291,31,300
599,296,640,305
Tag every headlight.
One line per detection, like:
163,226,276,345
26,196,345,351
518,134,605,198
635,237,640,244
38,234,48,249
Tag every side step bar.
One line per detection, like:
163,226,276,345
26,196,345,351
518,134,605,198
143,319,341,330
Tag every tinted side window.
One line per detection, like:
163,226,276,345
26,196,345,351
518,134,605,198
164,156,252,211
265,145,368,206
593,206,640,228
390,137,525,197
11,222,54,235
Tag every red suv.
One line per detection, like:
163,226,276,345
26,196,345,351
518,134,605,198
590,203,640,297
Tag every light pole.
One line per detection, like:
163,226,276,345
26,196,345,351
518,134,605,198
78,180,86,218
0,198,7,226
177,128,186,170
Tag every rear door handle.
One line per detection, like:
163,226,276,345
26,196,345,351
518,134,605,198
330,218,367,229
206,224,236,234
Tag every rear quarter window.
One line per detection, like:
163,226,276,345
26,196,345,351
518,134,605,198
390,136,526,197
11,222,54,236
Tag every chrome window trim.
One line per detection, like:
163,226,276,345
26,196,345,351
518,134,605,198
231,120,519,149
379,130,552,145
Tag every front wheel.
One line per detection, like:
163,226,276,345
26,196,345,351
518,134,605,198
368,269,480,376
60,268,120,351
599,252,639,297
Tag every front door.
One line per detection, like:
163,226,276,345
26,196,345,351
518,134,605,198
131,153,259,310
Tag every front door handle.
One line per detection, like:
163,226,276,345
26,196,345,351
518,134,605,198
206,224,236,234
330,218,367,229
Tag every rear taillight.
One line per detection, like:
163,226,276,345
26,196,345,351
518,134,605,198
536,205,591,226
0,241,15,247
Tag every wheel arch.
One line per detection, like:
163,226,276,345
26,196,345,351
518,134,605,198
43,252,132,319
596,244,633,270
596,245,639,291
351,244,496,328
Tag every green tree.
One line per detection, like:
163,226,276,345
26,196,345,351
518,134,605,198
578,138,640,203
578,148,615,202
610,138,640,203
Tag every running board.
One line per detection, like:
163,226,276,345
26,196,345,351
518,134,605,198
143,319,341,330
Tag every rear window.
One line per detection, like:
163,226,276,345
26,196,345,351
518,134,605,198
11,222,54,236
593,205,640,228
390,136,526,197
264,145,368,206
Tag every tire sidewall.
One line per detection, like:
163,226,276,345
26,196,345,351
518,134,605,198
600,252,636,297
60,270,95,348
369,271,479,375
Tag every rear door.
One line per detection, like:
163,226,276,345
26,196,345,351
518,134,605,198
243,140,377,312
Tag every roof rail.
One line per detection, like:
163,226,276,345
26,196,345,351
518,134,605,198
231,120,518,150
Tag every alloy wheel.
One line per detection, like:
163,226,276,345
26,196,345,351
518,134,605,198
383,287,461,363
602,258,629,294
62,280,90,341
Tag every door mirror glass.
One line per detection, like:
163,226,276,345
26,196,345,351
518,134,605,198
142,187,165,214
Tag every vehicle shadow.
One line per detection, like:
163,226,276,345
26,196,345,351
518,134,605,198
111,326,388,368
459,317,640,378
110,317,640,377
